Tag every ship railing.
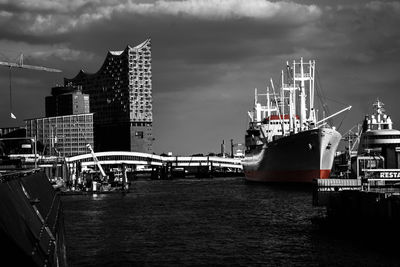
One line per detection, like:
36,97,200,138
313,178,362,207
366,187,400,194
313,178,362,192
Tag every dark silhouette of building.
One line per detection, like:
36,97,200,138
64,39,153,153
45,86,90,117
0,127,25,137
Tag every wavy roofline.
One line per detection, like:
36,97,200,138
65,38,151,81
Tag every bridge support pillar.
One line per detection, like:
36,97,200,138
160,162,172,180
151,166,161,180
195,166,210,178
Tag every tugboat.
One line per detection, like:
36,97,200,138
242,58,351,183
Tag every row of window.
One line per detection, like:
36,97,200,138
267,121,299,125
129,52,150,57
131,122,152,126
34,123,93,127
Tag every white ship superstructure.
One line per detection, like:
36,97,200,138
356,100,400,169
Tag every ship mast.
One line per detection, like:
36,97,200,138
292,57,316,131
251,58,351,137
270,79,285,135
252,87,278,125
298,58,306,130
266,86,271,118
282,61,298,134
308,60,316,126
280,72,285,119
367,99,392,130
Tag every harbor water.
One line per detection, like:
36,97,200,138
62,177,400,266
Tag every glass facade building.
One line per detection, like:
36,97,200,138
64,39,153,153
25,113,94,157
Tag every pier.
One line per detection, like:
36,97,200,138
313,172,400,230
312,99,400,232
30,151,243,192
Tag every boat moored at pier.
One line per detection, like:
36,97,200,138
243,58,350,183
313,100,400,228
350,99,400,181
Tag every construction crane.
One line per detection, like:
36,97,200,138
0,53,62,119
86,144,107,179
0,53,62,72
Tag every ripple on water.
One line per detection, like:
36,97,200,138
62,177,400,266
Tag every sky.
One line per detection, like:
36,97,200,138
0,0,399,155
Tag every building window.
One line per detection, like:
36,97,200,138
135,131,143,138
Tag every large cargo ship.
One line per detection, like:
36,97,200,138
242,58,350,183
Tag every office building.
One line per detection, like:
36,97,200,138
45,86,90,117
25,113,94,156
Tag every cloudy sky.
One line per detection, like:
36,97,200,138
0,0,399,155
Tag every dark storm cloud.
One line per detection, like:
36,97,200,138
1,0,400,154
0,0,321,96
312,2,400,94
63,7,320,95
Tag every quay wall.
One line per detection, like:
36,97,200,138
323,190,400,224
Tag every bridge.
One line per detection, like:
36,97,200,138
63,151,243,179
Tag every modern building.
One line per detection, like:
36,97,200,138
25,113,94,157
64,39,153,153
45,86,90,117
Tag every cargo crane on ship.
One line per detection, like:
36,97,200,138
0,53,61,119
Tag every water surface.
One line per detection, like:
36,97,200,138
63,177,399,266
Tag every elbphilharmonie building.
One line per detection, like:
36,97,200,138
64,39,153,153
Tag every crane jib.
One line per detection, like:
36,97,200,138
0,54,62,119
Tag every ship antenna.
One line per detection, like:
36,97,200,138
255,88,258,105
